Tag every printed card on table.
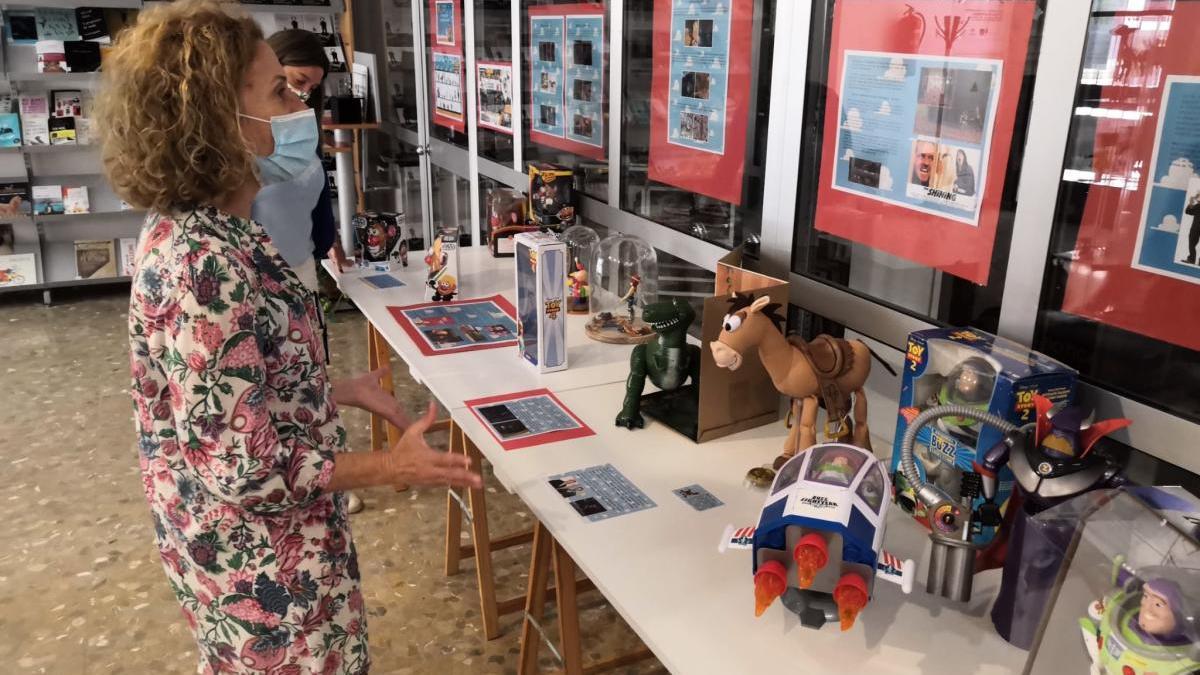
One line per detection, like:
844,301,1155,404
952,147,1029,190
466,388,594,451
547,463,656,522
387,294,518,356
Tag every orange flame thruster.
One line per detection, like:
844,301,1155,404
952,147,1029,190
792,533,829,589
753,560,788,617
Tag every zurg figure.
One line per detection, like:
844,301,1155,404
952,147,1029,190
974,394,1131,649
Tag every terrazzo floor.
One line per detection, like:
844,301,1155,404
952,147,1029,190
0,287,664,674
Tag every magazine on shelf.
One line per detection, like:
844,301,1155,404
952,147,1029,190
64,186,88,214
49,116,76,145
7,11,38,44
118,237,137,276
0,113,21,148
64,41,101,73
74,239,116,279
36,41,68,73
34,8,79,42
32,185,64,215
0,183,31,216
0,253,37,287
19,95,49,146
75,7,109,42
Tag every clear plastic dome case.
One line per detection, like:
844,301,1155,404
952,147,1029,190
586,233,658,344
561,224,599,314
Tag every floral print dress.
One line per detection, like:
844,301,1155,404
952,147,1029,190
128,207,367,674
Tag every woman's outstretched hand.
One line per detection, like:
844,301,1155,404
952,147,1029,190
385,402,481,489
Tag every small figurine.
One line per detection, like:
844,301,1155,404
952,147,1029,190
1080,560,1198,675
620,273,641,324
751,443,915,630
976,396,1131,648
710,292,889,468
432,274,457,302
398,235,409,267
615,298,701,429
567,262,589,314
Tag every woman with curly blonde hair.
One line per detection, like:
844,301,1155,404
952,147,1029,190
97,2,479,672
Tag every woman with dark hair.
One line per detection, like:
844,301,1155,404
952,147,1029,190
251,28,344,294
953,148,976,197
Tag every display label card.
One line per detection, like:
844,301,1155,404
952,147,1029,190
548,463,656,522
466,388,594,451
672,484,723,511
387,294,518,356
362,273,405,289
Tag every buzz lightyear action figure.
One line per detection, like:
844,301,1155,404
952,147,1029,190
1079,559,1199,675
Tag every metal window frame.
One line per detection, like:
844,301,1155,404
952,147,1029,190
388,0,1199,475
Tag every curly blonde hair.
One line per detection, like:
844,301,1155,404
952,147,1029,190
95,0,263,212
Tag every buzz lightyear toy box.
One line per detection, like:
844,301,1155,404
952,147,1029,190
889,328,1076,556
514,231,567,373
424,226,459,302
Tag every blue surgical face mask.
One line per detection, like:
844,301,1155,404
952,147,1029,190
240,108,319,186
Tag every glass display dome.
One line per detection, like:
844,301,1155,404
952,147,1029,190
561,224,599,314
586,233,658,344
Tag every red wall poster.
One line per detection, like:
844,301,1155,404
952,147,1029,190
429,0,465,132
814,0,1036,285
529,4,605,161
648,0,753,206
1060,2,1200,351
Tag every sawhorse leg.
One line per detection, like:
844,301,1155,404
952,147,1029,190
444,421,535,640
518,521,652,674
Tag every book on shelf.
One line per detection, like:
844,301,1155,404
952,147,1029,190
119,237,137,276
0,183,31,216
35,8,80,42
36,41,68,74
0,252,38,287
19,95,49,146
32,185,64,215
74,239,116,280
7,11,38,45
75,7,109,42
0,113,21,148
52,90,84,118
49,116,76,145
64,40,101,73
64,186,89,214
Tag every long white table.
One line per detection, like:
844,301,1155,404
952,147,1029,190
328,252,1027,674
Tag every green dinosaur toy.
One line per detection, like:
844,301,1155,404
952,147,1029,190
616,298,701,429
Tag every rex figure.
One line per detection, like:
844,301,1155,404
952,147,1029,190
616,298,701,429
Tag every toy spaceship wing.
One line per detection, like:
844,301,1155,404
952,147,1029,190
875,550,916,594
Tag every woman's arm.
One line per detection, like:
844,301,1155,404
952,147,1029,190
330,367,413,431
328,402,480,491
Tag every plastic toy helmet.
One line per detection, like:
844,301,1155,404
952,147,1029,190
936,356,997,433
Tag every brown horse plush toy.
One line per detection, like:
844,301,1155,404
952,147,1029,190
710,293,876,467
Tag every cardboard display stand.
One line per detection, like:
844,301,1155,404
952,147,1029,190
641,248,786,442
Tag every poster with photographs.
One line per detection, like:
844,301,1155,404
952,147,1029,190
274,14,337,46
830,51,1000,227
387,295,518,356
1130,77,1200,286
530,15,565,138
476,62,513,134
427,0,464,132
648,0,752,205
529,4,605,160
465,388,595,451
812,0,1036,286
432,52,464,129
564,15,603,148
666,2,729,155
434,0,456,46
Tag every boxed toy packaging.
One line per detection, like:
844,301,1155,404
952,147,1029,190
486,186,536,257
890,328,1076,552
527,163,575,231
353,210,408,269
514,231,567,373
424,225,459,302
